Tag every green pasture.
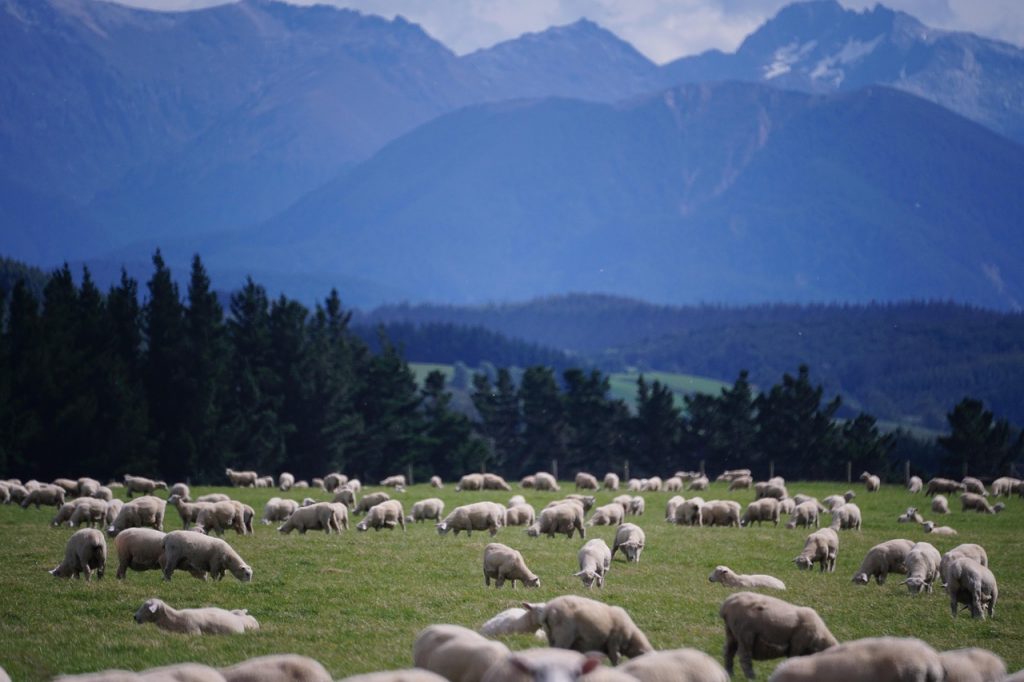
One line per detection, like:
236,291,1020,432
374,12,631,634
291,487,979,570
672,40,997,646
0,480,1021,680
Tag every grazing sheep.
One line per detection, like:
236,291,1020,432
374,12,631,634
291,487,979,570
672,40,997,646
767,637,943,682
686,476,709,491
620,648,729,682
960,492,996,514
196,493,230,503
218,654,331,682
785,501,819,530
278,472,295,491
534,472,560,492
627,478,642,491
931,495,950,514
114,527,167,579
430,475,443,489
483,543,540,589
729,476,754,491
437,501,506,537
380,474,407,488
794,528,838,573
483,473,513,491
717,469,752,481
664,476,684,492
642,476,663,492
939,648,1006,682
754,482,787,500
897,507,924,524
55,663,225,682
356,499,405,531
926,477,963,496
104,499,124,527
945,557,997,619
701,500,741,527
53,498,108,528
741,498,780,527
901,542,942,594
124,475,167,498
507,495,526,508
51,528,106,580
991,476,1020,497
791,495,825,512
413,624,510,682
21,483,66,509
108,496,166,537
940,544,989,584
674,497,705,526
168,495,213,530
603,473,620,490
828,503,861,531
664,496,686,522
777,498,796,515
961,477,988,496
52,478,79,496
611,523,645,563
195,501,246,536
168,483,190,501
354,492,391,514
161,530,252,582
575,473,599,490
224,469,258,487
922,521,958,536
505,504,537,527
76,477,101,498
479,648,606,682
821,495,845,511
521,475,537,489
479,606,546,639
333,486,357,508
852,539,915,585
527,595,654,664
859,471,880,492
720,591,837,680
709,566,786,591
907,475,923,493
261,497,298,524
278,502,344,534
407,498,445,523
456,474,485,491
575,539,612,589
254,475,272,488
526,503,586,539
628,496,646,516
587,503,624,527
134,598,259,635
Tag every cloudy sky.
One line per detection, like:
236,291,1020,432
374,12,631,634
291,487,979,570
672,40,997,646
109,0,1024,64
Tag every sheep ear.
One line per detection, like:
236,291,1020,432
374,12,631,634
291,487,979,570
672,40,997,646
148,602,159,613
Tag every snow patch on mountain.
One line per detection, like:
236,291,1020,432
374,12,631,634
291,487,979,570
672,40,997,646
763,40,817,80
810,35,884,87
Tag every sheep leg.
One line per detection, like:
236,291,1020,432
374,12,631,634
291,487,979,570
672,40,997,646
950,593,959,618
723,628,738,676
739,640,756,680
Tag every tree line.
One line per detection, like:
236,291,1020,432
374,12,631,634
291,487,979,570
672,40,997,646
1,254,1020,484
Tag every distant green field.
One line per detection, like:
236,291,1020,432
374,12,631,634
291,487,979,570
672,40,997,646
1,481,1021,680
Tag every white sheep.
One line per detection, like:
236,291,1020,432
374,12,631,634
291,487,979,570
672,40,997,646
134,598,259,634
767,637,943,682
828,503,861,531
701,500,741,527
261,497,298,524
991,476,1020,497
794,528,838,573
664,496,686,522
961,476,988,496
168,482,190,501
124,475,167,498
161,530,252,582
931,495,950,514
907,475,923,493
575,538,612,589
533,472,560,491
664,476,684,492
224,468,258,487
218,654,332,682
196,493,230,503
674,497,705,526
716,468,751,481
194,501,246,536
611,523,645,563
437,501,505,536
939,647,1006,682
940,543,989,585
588,503,625,527
620,648,729,682
413,624,510,682
407,498,445,523
354,492,391,514
720,591,838,680
852,539,915,585
21,483,66,509
277,472,294,491
51,478,78,496
686,476,709,491
960,492,996,514
526,595,654,664
642,476,663,492
479,606,546,639
945,557,997,619
741,498,780,527
628,496,645,516
897,507,924,524
728,476,754,491
114,527,168,580
709,565,786,590
821,495,845,511
602,473,620,490
56,662,225,681
483,542,540,588
104,499,124,527
481,648,610,682
505,504,537,527
380,474,407,488
900,541,942,594
754,482,787,500
339,671,448,682
575,473,599,490
926,477,963,496
52,498,108,528
50,528,106,580
922,520,958,536
107,495,166,537
525,503,585,539
785,501,819,530
356,499,405,531
859,471,880,492
278,502,344,534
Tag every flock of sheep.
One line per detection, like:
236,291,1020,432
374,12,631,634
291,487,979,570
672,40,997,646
2,466,1022,682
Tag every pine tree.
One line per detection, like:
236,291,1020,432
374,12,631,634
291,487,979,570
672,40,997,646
471,368,520,472
4,280,43,476
518,366,567,477
562,368,625,476
938,398,1024,477
839,413,895,478
631,376,681,475
683,370,758,472
421,370,487,479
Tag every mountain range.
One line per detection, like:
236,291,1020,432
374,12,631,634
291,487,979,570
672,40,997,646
2,0,1024,308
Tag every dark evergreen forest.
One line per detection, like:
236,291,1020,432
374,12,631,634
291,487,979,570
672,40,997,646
1,255,1020,485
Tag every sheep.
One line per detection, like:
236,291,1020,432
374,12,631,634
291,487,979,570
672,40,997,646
51,528,106,580
161,530,252,582
320,473,346,491
53,477,80,496
716,469,752,481
719,591,837,680
479,606,546,639
664,476,684,492
77,477,101,498
380,474,406,488
0,483,9,505
828,503,861,531
603,473,620,490
224,468,258,487
526,503,586,539
483,542,540,589
124,475,167,498
931,494,950,514
859,471,881,492
456,473,484,492
574,538,612,589
339,671,448,682
612,494,633,513
754,482,787,500
527,595,653,664
534,472,560,492
686,476,709,491
412,624,510,682
627,478,642,491
945,557,997,619
900,541,942,594
483,473,512,491
922,521,958,536
926,477,963,496
709,565,786,591
437,501,506,536
729,475,754,491
505,504,537,527
168,495,213,530
113,527,167,579
105,499,124,527
480,648,609,682
521,475,536,488
333,486,357,508
218,654,332,682
701,500,741,527
293,480,309,488
777,498,796,515
664,496,686,522
51,498,104,528
134,597,259,634
575,473,599,490
939,544,988,584
194,501,246,536
628,496,645,516
21,483,66,509
991,476,1020,497
354,492,391,514
407,498,445,523
642,476,663,492
55,663,226,682
960,492,996,513
674,497,705,526
168,483,190,501
108,496,166,537
196,493,230,503
261,497,298,524
356,499,405,531
505,494,525,508
741,498,780,527
939,647,1006,682
620,648,729,682
897,507,924,524
794,528,838,572
278,502,344,534
278,472,295,491
852,538,915,585
821,495,845,511
766,636,944,682
549,495,595,514
961,476,988,496
611,523,645,563
907,475,923,493
254,475,272,488
791,495,825,512
785,501,819,529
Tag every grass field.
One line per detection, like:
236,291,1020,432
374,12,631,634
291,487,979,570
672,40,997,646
1,480,1021,680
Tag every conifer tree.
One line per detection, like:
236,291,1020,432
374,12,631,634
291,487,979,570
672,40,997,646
518,366,566,476
471,367,520,472
939,398,1024,477
631,376,681,475
421,370,487,478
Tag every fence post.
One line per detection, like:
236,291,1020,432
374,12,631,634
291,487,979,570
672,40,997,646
407,464,414,487
846,461,852,484
905,460,910,485
769,460,775,479
699,459,706,477
552,459,559,481
962,462,968,479
624,460,630,482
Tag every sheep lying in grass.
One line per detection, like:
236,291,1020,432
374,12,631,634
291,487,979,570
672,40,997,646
922,521,958,536
505,504,536,527
413,624,510,682
483,543,540,588
525,503,585,539
134,598,259,634
114,528,169,580
852,539,914,585
828,503,861,531
720,591,837,680
479,607,546,639
897,507,923,524
945,557,997,619
161,530,252,582
931,495,950,514
620,648,729,682
611,523,645,563
901,542,942,594
794,528,838,573
356,500,405,531
526,595,654,664
219,654,332,682
575,539,611,589
588,503,625,527
51,528,106,580
766,637,943,682
939,648,1006,682
908,475,923,493
437,502,505,537
261,497,298,524
709,565,786,591
278,502,344,534
407,498,445,523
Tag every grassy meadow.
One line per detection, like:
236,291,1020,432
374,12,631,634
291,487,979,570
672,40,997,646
0,479,1021,680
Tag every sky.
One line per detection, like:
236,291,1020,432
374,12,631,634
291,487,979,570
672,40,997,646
107,0,1024,64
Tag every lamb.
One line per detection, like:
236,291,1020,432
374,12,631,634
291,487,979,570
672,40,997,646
907,475,924,493
926,477,963,496
628,496,645,516
533,472,560,491
430,475,443,488
526,595,654,664
261,497,298,524
931,495,950,514
945,557,997,619
922,521,958,536
674,497,705,526
611,523,645,563
124,475,167,498
991,476,1021,497
852,538,915,585
686,476,709,491
218,654,332,682
107,495,166,537
483,542,540,588
709,565,786,591
278,472,295,491
900,542,942,594
380,474,407,488
897,507,924,524
754,482,787,500
479,606,546,639
664,476,684,492
961,476,988,496
575,538,611,589
859,471,880,492
766,637,943,682
828,503,861,531
620,648,729,682
719,591,838,680
960,492,996,514
161,530,252,582
354,492,391,514
526,503,585,539
437,501,506,536
322,472,347,491
643,476,663,492
407,498,445,523
21,483,66,509
603,473,620,490
938,648,1007,682
729,476,754,491
412,624,510,682
356,499,405,531
794,528,838,572
505,504,536,527
224,468,258,487
575,473,599,490
741,498,780,527
664,496,686,522
939,544,988,585
700,500,741,527
785,501,819,530
50,528,106,580
134,598,259,634
114,527,168,579
278,502,344,534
